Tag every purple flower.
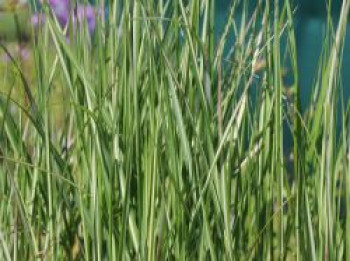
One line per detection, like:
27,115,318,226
49,0,70,26
0,46,30,63
75,5,96,34
31,13,46,28
31,1,97,39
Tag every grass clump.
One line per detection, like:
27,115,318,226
1,0,350,260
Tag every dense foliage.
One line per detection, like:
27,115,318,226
1,0,350,260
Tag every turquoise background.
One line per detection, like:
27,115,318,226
215,0,349,151
216,0,349,109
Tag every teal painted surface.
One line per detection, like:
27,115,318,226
216,0,350,109
215,0,349,151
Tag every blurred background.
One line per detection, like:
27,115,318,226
0,0,349,106
215,0,350,109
